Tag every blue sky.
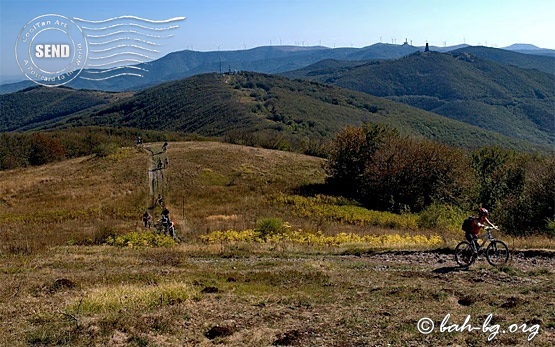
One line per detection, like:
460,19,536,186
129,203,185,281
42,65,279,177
1,0,554,78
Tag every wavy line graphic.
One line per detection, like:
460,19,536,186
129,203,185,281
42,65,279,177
86,59,146,67
86,30,174,39
76,15,185,81
81,23,179,31
84,66,149,74
91,45,159,53
74,15,185,24
88,52,155,60
88,37,161,46
80,73,144,81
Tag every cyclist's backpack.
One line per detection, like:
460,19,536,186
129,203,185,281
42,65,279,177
462,216,475,232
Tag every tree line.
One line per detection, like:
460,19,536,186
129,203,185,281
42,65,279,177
0,127,180,170
2,123,552,234
325,124,554,234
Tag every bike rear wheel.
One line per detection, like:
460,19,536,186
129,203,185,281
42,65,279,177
486,240,509,266
455,241,476,267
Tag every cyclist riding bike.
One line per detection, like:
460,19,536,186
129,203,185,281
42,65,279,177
465,207,497,251
456,207,508,267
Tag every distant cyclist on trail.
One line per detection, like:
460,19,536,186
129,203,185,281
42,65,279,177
156,194,164,206
168,220,176,239
142,211,152,228
158,206,171,235
161,206,170,219
463,207,498,250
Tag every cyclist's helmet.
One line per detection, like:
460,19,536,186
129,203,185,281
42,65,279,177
478,207,489,216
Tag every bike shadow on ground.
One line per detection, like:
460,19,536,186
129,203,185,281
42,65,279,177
432,266,470,274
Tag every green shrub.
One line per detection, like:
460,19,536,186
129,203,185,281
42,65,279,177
496,156,555,234
255,218,287,240
417,204,466,232
471,146,525,212
106,231,176,247
92,142,119,157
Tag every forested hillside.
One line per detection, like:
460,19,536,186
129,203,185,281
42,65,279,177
283,51,555,147
5,72,538,151
0,86,129,131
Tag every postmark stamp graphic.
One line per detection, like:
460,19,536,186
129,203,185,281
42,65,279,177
75,15,185,82
15,14,88,87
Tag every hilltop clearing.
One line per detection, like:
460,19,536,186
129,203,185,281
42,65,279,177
0,141,553,345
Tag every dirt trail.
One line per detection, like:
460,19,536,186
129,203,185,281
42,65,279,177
142,143,189,238
186,249,555,273
143,145,166,208
352,249,555,272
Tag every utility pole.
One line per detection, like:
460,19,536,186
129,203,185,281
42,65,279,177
218,46,222,74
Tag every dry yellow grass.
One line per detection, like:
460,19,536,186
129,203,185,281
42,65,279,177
0,141,554,346
1,243,553,346
2,141,553,254
152,141,327,236
1,147,147,254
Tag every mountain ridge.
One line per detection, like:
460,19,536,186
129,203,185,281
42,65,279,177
282,51,554,147
1,72,547,152
2,43,553,94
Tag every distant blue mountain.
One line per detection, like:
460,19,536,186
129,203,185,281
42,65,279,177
502,44,555,58
504,43,542,50
1,43,553,94
0,43,439,93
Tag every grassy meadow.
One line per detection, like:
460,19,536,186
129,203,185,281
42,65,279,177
0,141,553,346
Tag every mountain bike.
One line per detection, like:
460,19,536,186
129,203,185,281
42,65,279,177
454,226,509,267
155,219,167,234
155,218,178,240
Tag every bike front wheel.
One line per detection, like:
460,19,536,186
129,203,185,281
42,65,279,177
485,240,509,266
455,241,476,267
